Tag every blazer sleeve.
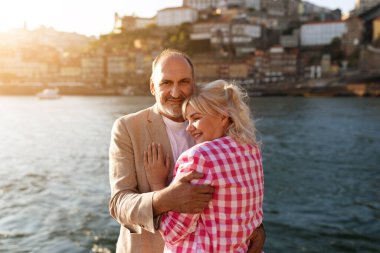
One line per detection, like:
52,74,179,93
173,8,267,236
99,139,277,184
108,116,156,233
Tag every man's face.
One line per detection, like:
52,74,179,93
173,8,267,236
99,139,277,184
150,55,195,122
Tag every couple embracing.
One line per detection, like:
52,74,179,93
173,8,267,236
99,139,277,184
109,49,265,253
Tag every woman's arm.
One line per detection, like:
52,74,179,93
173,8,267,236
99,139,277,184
160,210,200,245
160,150,212,245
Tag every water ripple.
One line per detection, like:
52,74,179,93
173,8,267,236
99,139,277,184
1,96,379,252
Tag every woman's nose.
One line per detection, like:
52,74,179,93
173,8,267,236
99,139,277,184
186,123,194,132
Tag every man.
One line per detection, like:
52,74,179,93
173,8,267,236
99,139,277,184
109,49,265,253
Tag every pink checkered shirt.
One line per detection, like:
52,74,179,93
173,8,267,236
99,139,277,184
160,136,264,253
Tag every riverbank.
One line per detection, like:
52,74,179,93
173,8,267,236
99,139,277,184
247,84,380,97
0,86,119,96
1,83,379,97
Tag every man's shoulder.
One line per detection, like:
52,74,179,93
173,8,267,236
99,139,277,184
111,106,157,135
122,106,151,119
115,106,155,125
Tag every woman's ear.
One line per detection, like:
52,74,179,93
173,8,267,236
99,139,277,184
221,114,230,128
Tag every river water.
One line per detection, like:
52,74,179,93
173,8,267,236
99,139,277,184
0,96,379,253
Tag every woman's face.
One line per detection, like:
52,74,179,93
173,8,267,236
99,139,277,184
185,104,229,144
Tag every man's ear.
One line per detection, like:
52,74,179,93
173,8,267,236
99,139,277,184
150,79,155,96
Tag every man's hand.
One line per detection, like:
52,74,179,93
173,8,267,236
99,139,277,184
152,171,214,216
247,224,266,253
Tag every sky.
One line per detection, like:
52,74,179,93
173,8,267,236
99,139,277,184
0,0,355,36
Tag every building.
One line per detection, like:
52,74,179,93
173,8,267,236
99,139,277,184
360,45,380,73
231,23,262,42
193,47,299,84
193,58,251,81
59,65,81,81
194,60,219,80
183,0,219,10
326,9,342,21
374,16,380,41
106,54,144,86
261,0,286,16
358,3,380,43
320,54,332,75
260,0,299,16
210,22,231,45
286,0,301,17
191,22,215,40
355,0,380,13
191,20,261,56
230,22,262,55
244,0,261,10
214,0,261,10
157,6,198,27
300,1,331,21
113,13,156,32
0,53,49,79
106,54,148,79
107,55,129,85
342,17,363,56
247,15,280,29
81,56,105,86
301,21,347,46
221,0,239,8
301,1,331,15
254,46,299,83
280,29,300,48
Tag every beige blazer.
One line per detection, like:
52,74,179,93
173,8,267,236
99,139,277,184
109,104,175,253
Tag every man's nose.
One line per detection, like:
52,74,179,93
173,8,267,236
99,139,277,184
170,83,180,98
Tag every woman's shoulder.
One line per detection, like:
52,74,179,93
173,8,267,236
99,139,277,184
183,136,232,156
209,136,261,156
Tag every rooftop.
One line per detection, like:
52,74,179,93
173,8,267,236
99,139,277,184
158,6,197,12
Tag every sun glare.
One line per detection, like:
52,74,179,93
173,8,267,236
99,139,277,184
0,1,63,32
0,0,183,36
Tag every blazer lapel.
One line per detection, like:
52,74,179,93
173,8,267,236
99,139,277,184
147,104,175,177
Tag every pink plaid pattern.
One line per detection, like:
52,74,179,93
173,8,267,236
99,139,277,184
160,136,264,253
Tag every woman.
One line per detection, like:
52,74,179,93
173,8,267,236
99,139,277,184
145,80,264,252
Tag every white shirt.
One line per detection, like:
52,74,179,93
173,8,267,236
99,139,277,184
162,116,194,162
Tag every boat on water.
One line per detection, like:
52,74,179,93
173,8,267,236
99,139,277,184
36,88,61,99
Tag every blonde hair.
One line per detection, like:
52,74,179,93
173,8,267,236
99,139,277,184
183,80,257,145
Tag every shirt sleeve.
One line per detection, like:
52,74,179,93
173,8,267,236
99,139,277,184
159,150,212,245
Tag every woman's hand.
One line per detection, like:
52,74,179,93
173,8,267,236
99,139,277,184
144,143,171,191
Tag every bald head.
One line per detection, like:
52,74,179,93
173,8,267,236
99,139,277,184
151,49,195,81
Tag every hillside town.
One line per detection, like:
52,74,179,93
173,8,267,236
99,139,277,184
0,0,380,96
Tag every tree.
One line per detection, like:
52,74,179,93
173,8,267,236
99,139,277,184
162,23,192,52
322,37,345,64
